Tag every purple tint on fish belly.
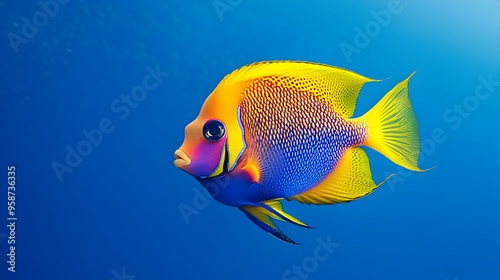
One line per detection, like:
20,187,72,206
196,172,262,207
240,78,367,200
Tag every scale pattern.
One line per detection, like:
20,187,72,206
240,76,368,199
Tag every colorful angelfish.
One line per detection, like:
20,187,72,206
174,61,425,244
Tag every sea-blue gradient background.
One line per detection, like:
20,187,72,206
1,1,499,279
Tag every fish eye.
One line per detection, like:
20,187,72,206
203,120,226,142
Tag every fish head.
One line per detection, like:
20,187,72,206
174,115,227,177
174,81,246,178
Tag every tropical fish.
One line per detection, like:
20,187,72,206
174,61,424,244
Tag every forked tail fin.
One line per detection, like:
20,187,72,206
356,73,424,171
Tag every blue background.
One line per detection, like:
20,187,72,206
1,1,499,279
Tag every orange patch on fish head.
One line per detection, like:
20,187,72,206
174,80,247,177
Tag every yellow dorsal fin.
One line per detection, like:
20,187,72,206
221,61,378,118
287,147,387,205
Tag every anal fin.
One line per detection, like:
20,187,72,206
287,147,386,205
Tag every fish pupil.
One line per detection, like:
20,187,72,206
209,126,221,136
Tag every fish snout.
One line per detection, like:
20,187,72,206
174,149,191,168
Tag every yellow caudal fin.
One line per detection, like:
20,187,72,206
356,73,424,171
287,147,387,205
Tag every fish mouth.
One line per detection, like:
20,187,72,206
174,149,191,168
